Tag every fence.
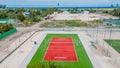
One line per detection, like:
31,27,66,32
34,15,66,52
0,28,17,39
85,28,120,68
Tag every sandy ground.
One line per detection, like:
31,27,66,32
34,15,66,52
0,31,45,68
52,12,118,21
0,19,49,67
0,28,34,62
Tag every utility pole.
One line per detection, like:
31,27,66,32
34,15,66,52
116,3,119,8
107,28,112,57
15,12,18,23
57,0,60,6
95,22,99,43
102,29,106,54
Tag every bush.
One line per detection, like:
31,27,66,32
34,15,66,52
17,13,26,22
0,23,14,33
68,8,78,14
41,20,88,27
89,20,103,26
27,61,70,68
23,20,29,26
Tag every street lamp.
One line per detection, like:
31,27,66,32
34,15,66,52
57,1,60,6
95,21,99,43
107,28,112,57
102,29,106,54
15,12,18,23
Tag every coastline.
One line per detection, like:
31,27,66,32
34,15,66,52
6,6,120,9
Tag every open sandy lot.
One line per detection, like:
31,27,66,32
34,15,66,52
52,12,119,21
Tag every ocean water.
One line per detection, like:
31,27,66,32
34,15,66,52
6,6,120,9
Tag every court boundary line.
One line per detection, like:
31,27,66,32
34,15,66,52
71,38,78,62
42,38,52,61
44,37,78,62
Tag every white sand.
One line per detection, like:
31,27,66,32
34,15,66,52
52,13,119,22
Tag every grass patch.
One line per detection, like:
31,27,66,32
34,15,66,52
88,20,103,27
40,20,88,27
27,34,93,68
105,40,120,53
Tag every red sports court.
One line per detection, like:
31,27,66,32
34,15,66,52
44,38,77,62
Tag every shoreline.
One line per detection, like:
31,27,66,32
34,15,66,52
5,6,120,9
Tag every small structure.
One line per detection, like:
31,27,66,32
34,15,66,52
103,19,120,26
0,19,16,24
90,41,97,49
83,11,90,14
23,12,30,18
44,14,50,20
0,19,9,23
62,11,70,14
34,41,37,45
77,9,84,13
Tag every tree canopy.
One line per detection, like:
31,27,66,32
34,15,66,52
0,23,14,33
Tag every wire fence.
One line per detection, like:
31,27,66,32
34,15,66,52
85,27,120,68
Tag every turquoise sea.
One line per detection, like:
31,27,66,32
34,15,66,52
6,6,120,9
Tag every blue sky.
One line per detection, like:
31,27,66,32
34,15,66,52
0,0,120,7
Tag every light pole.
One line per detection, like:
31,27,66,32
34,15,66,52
19,36,21,42
102,29,106,54
57,0,60,6
95,22,99,43
107,28,112,57
14,11,18,23
92,28,94,41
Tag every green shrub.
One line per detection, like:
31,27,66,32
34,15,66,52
41,20,88,27
27,61,70,68
0,23,14,33
23,20,29,26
